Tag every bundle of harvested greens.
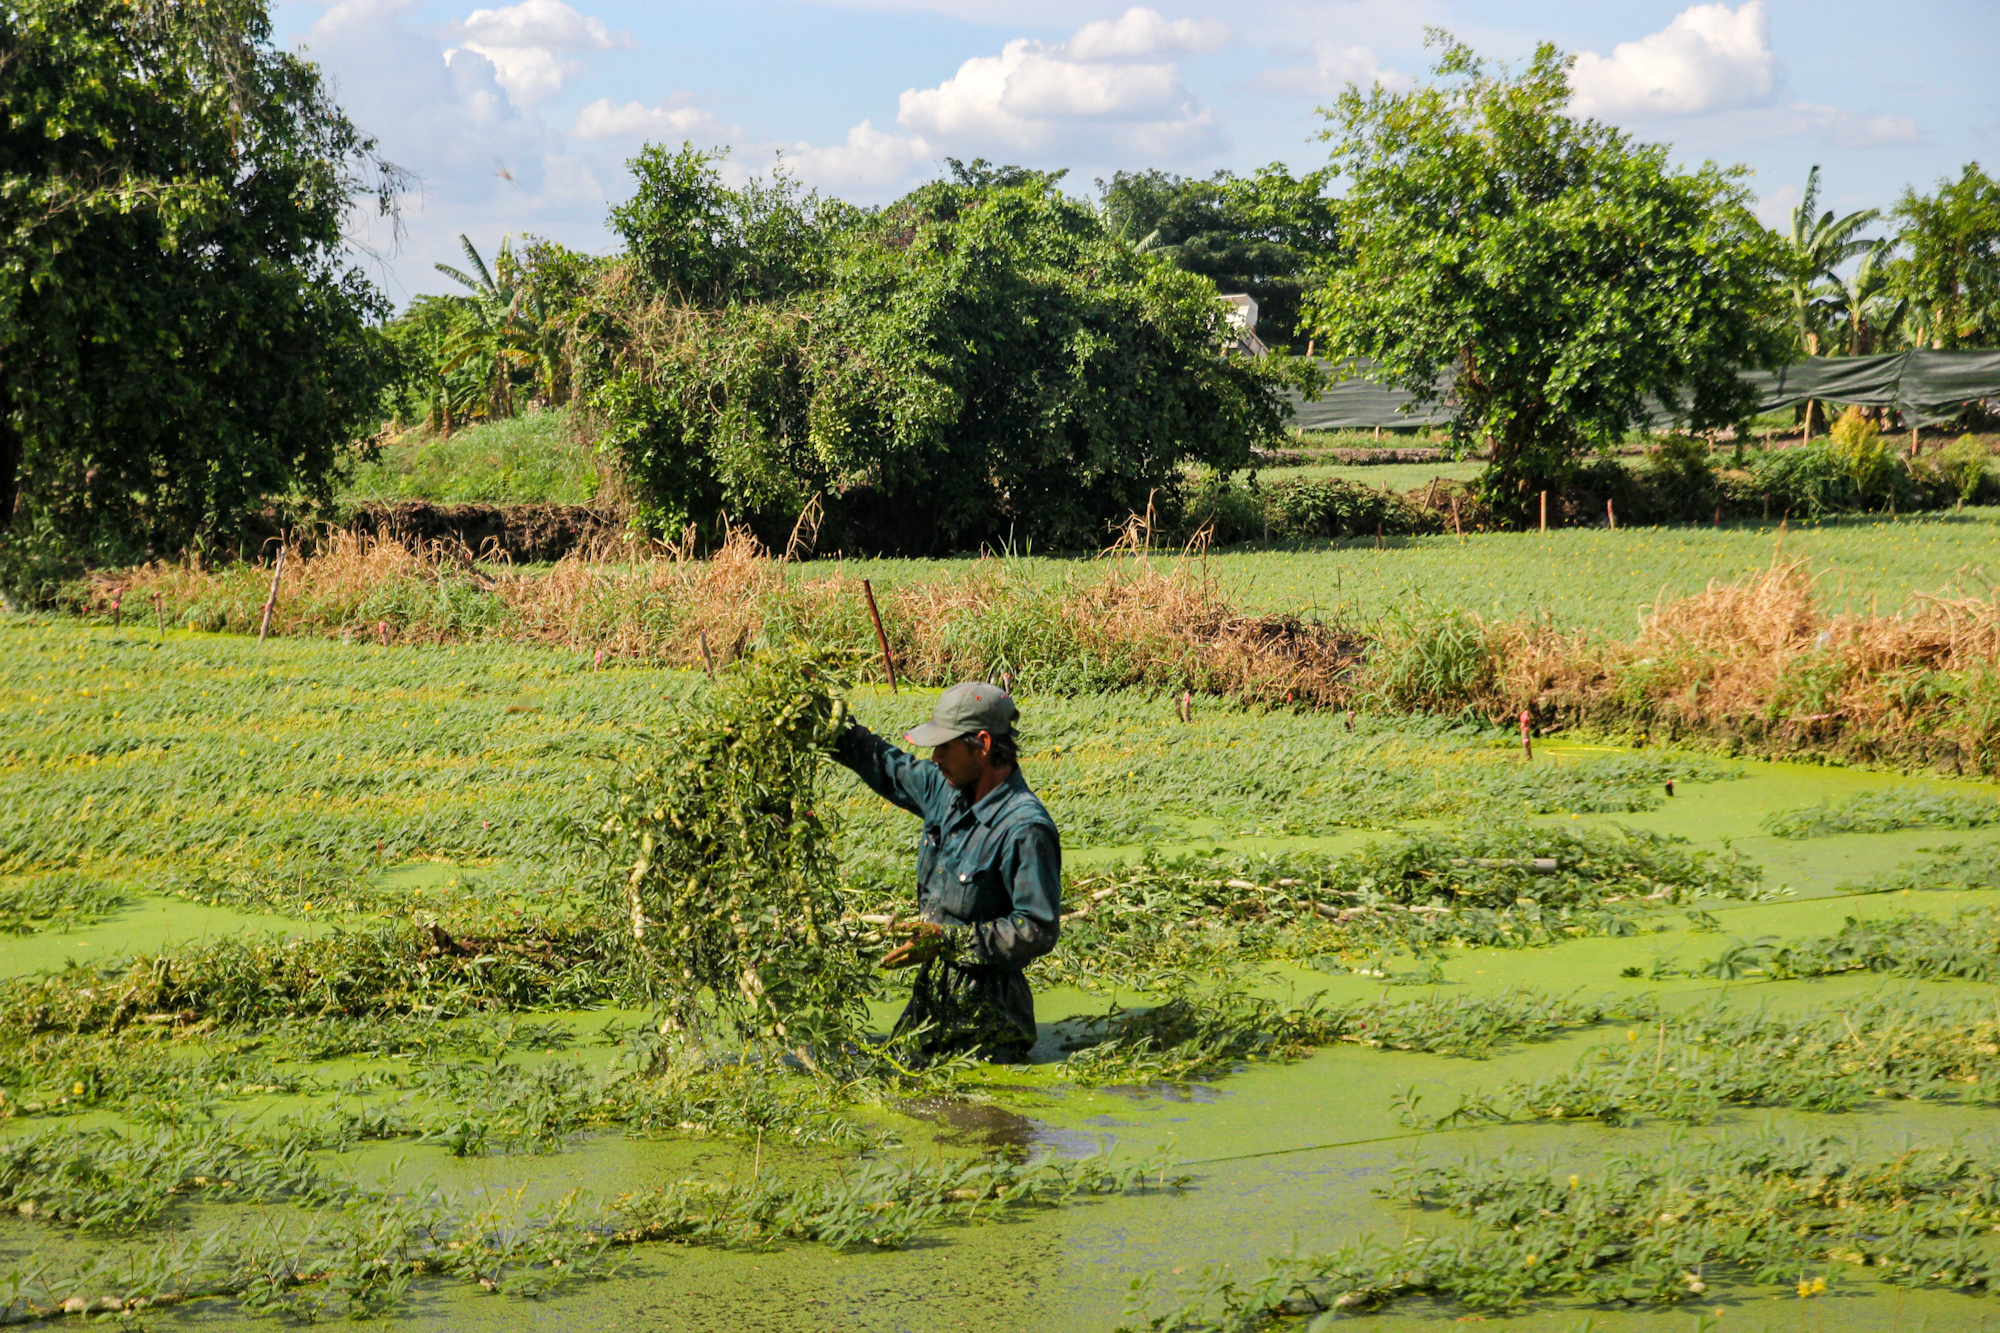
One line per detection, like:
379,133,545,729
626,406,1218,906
580,647,873,1053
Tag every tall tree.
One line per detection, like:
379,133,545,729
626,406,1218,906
1893,163,2000,349
0,0,401,588
809,177,1297,551
1096,165,1339,350
1776,165,1881,355
1302,32,1780,520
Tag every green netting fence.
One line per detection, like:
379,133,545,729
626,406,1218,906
1287,350,2000,432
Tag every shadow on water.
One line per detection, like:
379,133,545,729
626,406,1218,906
894,1096,1121,1157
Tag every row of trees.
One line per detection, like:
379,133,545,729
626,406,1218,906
8,4,1997,583
399,38,1998,537
387,152,1300,553
1778,163,2000,357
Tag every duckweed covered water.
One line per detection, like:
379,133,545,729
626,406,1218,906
7,622,2000,1328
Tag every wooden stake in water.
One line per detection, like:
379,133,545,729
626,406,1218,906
861,578,898,693
1519,710,1533,760
257,547,286,644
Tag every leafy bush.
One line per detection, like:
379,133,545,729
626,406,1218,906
1934,433,1992,505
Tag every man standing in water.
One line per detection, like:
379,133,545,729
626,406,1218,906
833,682,1060,1063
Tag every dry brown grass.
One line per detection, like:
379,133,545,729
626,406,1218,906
77,527,1360,701
1484,560,2000,770
70,541,2000,773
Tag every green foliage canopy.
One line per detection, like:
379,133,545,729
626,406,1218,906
1096,164,1340,350
808,178,1298,551
0,0,400,587
1892,162,2000,350
585,157,1299,551
1303,34,1780,519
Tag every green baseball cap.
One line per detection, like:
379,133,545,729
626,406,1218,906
905,681,1018,747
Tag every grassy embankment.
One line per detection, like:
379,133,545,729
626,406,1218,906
342,408,608,507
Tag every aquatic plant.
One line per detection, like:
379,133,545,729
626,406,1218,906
575,645,875,1051
1419,988,2000,1129
1763,786,2000,837
1125,1128,2000,1328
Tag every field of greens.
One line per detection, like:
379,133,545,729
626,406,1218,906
825,509,2000,633
9,583,2000,1328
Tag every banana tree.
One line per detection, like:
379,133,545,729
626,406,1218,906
434,235,546,422
1827,241,1907,356
1777,166,1881,356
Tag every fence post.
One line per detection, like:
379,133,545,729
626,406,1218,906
257,546,286,644
1539,490,1547,533
861,579,898,693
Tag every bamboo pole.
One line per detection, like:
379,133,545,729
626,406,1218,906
257,547,286,644
861,579,898,693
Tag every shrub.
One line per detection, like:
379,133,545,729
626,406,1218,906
1827,406,1895,498
1934,434,1992,506
1366,603,1495,715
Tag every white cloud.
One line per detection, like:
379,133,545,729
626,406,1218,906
1792,104,1920,148
776,8,1228,196
292,0,624,297
450,0,633,103
1063,8,1230,61
1570,2,1775,118
1253,41,1412,97
570,98,733,141
895,29,1222,157
786,120,936,189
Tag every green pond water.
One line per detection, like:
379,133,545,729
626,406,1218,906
9,738,2000,1331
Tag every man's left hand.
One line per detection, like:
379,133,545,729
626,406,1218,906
879,920,945,969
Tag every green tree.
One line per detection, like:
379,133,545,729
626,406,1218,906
809,178,1298,551
1775,165,1881,356
608,144,855,305
0,0,401,587
1892,163,2000,348
1826,241,1906,357
1302,33,1779,521
1096,165,1339,350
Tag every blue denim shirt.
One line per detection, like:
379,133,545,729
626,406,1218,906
833,723,1061,969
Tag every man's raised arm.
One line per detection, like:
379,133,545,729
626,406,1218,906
832,721,948,818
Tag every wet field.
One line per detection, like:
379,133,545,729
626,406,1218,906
7,620,2000,1329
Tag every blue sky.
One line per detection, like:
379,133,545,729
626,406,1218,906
271,0,2000,306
